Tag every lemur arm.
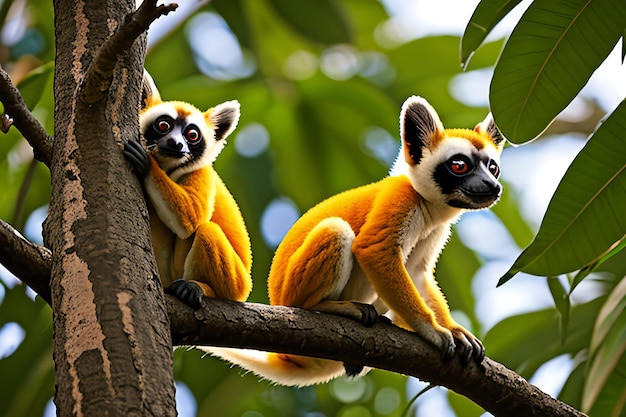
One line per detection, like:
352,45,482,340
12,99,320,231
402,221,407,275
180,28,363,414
352,176,456,356
144,157,214,239
209,174,253,271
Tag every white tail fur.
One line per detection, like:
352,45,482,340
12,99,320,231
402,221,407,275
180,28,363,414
198,346,348,387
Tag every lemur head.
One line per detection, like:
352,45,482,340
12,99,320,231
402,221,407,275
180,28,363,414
139,71,240,177
392,96,505,210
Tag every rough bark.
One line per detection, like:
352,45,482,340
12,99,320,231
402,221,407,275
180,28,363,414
43,1,176,415
0,219,52,304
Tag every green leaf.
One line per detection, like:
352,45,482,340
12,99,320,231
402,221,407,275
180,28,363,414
499,101,626,284
460,0,523,67
16,62,54,110
623,29,626,63
448,390,484,417
484,297,602,377
558,360,586,411
548,277,570,343
582,275,626,415
490,0,626,143
266,0,351,45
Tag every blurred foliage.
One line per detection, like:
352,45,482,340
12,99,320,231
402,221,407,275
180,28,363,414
0,0,623,416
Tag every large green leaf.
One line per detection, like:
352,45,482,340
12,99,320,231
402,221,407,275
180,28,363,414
490,0,626,143
460,0,523,67
500,100,626,284
582,275,626,416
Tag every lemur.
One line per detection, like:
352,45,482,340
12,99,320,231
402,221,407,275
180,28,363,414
202,96,505,386
124,72,252,308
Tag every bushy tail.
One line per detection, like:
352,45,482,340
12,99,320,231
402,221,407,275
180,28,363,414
198,346,347,387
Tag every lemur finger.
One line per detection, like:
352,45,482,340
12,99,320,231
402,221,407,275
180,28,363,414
441,339,456,362
123,141,150,177
453,335,474,366
352,302,379,327
470,337,485,363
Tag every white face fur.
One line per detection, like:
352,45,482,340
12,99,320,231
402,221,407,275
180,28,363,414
391,96,504,211
139,100,240,179
404,136,502,208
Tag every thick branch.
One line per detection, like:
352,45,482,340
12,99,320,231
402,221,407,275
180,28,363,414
0,220,52,304
80,0,178,104
169,297,586,417
0,66,53,165
0,234,585,417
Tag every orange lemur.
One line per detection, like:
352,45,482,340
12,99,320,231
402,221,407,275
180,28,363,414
204,96,505,386
124,72,252,308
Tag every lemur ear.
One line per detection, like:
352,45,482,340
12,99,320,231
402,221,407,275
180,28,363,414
206,100,241,141
400,96,445,165
141,69,162,110
475,113,506,151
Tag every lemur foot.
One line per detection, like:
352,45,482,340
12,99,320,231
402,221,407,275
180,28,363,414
166,279,204,309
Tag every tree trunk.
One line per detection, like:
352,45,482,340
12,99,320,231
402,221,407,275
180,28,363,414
44,1,176,415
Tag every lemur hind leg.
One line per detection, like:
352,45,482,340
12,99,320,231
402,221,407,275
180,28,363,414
280,217,378,326
278,217,377,376
168,222,251,308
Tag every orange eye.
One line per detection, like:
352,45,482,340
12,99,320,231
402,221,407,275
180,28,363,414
446,155,473,176
184,126,202,143
488,160,500,178
451,160,468,174
154,116,173,133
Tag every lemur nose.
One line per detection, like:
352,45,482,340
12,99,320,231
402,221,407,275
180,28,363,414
167,138,183,150
483,179,501,194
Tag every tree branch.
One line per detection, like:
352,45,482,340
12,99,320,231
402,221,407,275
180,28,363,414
0,65,53,166
0,220,52,304
168,297,586,417
0,231,585,416
80,0,178,104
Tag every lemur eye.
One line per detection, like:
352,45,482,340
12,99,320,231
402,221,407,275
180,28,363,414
184,125,202,143
488,160,500,178
154,116,173,133
447,155,472,176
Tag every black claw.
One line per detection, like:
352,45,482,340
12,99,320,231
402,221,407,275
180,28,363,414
123,140,150,177
165,279,204,309
343,362,364,377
